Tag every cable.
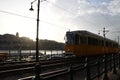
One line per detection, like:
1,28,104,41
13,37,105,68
41,20,69,30
0,1,103,31
0,9,68,30
46,0,75,15
46,0,101,29
0,10,35,20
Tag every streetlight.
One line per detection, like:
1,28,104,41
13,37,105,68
30,0,40,62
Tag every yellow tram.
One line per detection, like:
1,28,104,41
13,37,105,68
65,30,119,56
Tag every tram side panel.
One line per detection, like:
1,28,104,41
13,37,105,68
65,31,119,57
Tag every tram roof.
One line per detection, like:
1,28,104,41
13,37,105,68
67,30,118,44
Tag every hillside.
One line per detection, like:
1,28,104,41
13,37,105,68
0,34,65,50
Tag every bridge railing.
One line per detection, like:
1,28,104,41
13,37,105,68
18,53,120,80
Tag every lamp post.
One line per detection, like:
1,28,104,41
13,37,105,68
30,0,40,62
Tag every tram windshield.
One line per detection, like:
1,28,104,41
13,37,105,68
65,32,74,44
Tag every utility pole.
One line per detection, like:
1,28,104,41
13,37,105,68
98,30,100,35
103,27,109,38
118,36,119,46
103,27,109,80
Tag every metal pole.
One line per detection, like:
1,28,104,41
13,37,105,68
85,57,91,80
113,54,117,74
117,36,120,69
9,50,11,59
69,64,73,80
110,54,112,71
36,0,40,62
34,63,41,80
97,57,100,78
103,27,109,80
119,53,120,69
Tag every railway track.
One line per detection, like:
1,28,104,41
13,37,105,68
0,57,81,79
0,54,118,80
0,62,35,78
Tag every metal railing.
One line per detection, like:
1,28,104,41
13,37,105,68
18,53,120,80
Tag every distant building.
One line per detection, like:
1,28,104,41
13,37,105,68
16,32,19,37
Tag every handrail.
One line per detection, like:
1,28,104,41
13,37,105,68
17,53,120,80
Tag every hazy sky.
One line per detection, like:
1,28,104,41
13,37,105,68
0,0,120,42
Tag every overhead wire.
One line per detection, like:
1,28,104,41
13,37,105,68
46,0,75,15
0,9,68,30
46,0,100,28
0,0,108,32
0,10,35,20
41,20,69,30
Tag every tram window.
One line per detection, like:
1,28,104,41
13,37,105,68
94,39,98,45
106,42,108,47
65,32,74,44
98,40,100,45
106,42,112,47
80,36,86,44
74,34,79,44
108,42,110,47
100,40,103,46
115,43,118,48
113,43,115,48
111,43,113,47
99,40,102,46
108,42,113,47
88,37,92,45
109,42,112,47
101,40,104,46
88,37,98,45
113,43,117,48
